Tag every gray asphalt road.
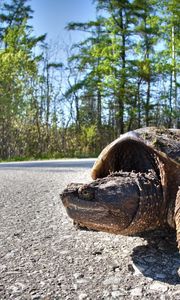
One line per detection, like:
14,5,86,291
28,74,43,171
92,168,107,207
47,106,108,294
0,158,95,169
0,160,180,300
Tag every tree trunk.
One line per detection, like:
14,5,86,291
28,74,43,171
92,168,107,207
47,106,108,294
75,95,80,130
116,8,125,135
137,80,141,128
97,88,102,128
145,79,151,127
171,25,178,128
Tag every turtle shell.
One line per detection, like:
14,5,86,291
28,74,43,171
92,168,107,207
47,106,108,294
91,127,180,180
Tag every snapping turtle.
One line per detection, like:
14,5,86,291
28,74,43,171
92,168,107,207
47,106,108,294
61,128,180,251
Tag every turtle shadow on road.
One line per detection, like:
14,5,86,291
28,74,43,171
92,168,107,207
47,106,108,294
131,230,180,285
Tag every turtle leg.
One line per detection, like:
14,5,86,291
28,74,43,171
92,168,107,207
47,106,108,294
175,187,180,252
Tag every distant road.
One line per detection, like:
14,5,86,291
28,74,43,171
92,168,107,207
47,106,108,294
0,158,96,169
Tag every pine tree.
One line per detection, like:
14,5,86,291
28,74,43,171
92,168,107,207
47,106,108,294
0,0,46,46
66,18,107,130
160,0,180,127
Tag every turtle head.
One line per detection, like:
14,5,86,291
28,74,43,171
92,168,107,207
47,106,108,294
61,175,139,233
61,170,164,234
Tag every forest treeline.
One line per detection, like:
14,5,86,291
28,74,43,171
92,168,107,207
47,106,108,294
0,0,179,160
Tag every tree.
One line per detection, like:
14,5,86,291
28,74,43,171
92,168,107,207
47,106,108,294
0,0,33,45
130,0,160,127
160,0,180,127
0,0,46,159
0,22,39,158
66,18,107,130
94,0,135,134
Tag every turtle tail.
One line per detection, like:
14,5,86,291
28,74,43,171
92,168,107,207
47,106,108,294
175,187,180,252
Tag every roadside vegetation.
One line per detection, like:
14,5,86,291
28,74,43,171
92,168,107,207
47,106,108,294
0,0,179,160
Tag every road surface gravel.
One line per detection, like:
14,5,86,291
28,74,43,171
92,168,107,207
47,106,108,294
0,160,179,299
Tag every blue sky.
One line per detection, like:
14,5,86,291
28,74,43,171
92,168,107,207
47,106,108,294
30,0,96,43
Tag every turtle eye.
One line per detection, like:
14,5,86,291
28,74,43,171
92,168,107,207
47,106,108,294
78,187,94,201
